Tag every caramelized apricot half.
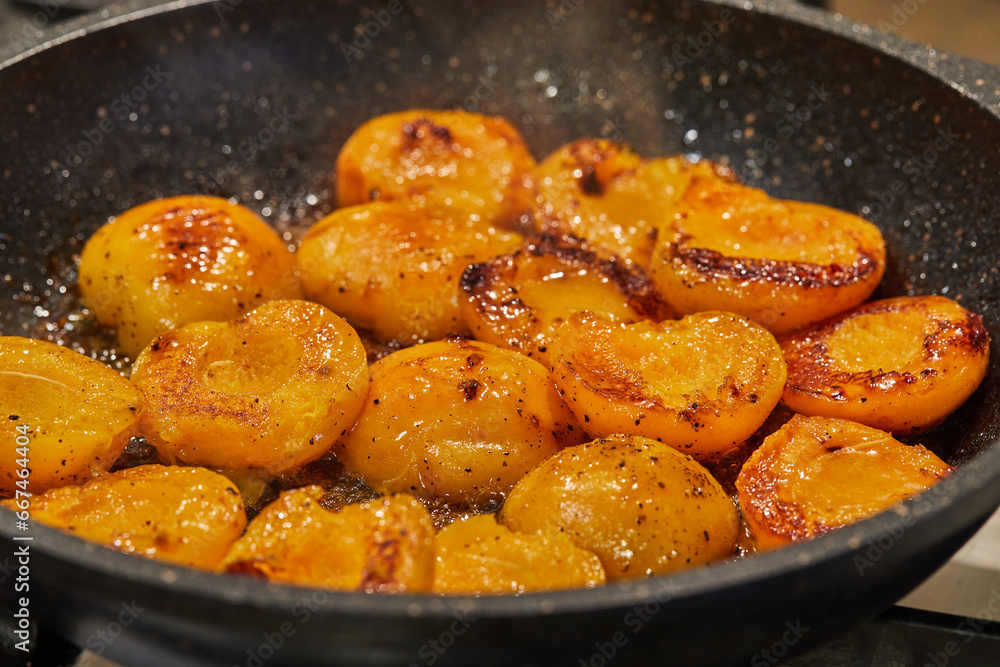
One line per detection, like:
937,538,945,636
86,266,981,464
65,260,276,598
7,464,246,569
736,415,953,551
459,235,671,365
298,201,523,345
530,139,733,266
549,312,786,462
221,487,435,592
432,514,605,595
333,337,585,509
79,195,301,357
0,337,144,496
335,109,536,229
499,435,739,579
131,300,368,474
651,177,886,334
780,296,990,434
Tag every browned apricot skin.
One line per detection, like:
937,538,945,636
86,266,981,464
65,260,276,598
78,195,301,357
131,300,369,474
736,415,953,551
459,235,671,364
549,312,786,462
4,464,246,569
220,487,434,592
530,138,734,265
652,177,886,334
334,337,585,508
335,110,535,229
780,296,990,434
499,435,739,579
298,201,522,344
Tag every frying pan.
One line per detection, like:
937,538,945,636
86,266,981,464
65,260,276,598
2,0,1000,664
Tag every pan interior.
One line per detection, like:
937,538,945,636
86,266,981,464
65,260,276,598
1,0,1000,619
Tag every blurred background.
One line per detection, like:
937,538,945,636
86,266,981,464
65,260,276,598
831,0,1000,64
2,0,1000,64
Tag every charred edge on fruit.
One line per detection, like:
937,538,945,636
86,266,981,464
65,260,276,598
360,537,403,591
459,258,532,322
402,118,453,146
520,235,670,318
223,559,271,580
562,359,666,410
670,240,882,289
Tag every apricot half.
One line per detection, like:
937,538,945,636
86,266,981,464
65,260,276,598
9,464,246,569
459,235,671,365
0,337,144,496
432,514,605,595
779,296,990,434
736,415,953,551
499,435,739,579
131,300,368,474
333,337,585,508
530,139,733,266
221,487,435,592
549,312,786,462
335,109,536,229
298,201,522,344
650,177,886,334
79,195,302,357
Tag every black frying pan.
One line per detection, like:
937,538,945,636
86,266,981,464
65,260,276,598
2,0,1000,665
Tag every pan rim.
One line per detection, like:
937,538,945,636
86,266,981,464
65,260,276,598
2,0,1000,621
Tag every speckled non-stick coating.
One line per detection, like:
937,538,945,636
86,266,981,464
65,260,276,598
1,1,1000,665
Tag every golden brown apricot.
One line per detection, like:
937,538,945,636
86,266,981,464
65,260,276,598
548,312,786,462
432,514,605,595
459,235,672,365
736,415,953,551
0,337,144,496
780,296,990,434
530,139,733,265
333,337,585,508
650,177,886,334
220,486,434,593
131,300,368,474
6,464,246,569
335,109,536,229
79,195,302,358
499,435,739,579
298,201,523,345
